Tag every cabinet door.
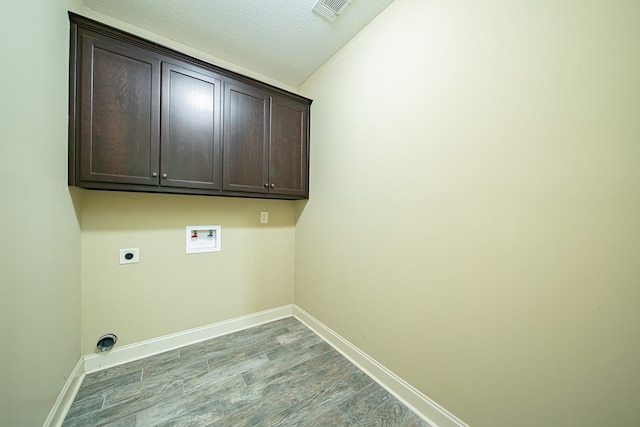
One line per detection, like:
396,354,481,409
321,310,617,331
78,30,160,185
161,62,222,190
222,81,270,194
269,96,310,197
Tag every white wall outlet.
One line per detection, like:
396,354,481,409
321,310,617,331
260,211,269,224
119,248,139,264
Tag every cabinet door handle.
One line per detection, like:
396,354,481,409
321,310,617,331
162,173,168,179
264,183,269,188
152,172,158,178
270,184,275,188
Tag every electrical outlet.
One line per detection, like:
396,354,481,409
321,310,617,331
260,211,269,224
119,248,139,264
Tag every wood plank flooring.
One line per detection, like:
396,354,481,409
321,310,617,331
62,317,430,426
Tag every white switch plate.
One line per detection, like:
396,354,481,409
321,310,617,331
119,248,139,264
260,211,269,223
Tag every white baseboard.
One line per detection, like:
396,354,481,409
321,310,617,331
293,305,469,427
43,358,85,427
83,305,293,373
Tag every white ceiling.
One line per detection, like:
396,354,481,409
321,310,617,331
83,0,396,87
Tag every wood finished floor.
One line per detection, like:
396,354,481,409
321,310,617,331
62,317,430,426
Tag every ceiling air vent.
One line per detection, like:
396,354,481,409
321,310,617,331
312,0,352,22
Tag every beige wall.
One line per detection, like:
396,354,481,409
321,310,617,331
0,0,84,425
296,0,640,426
80,191,296,354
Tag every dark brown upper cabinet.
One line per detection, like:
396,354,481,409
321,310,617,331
161,61,222,191
75,29,161,187
269,95,309,197
223,81,270,195
223,82,309,198
68,13,311,199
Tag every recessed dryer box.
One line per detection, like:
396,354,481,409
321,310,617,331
186,225,221,254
